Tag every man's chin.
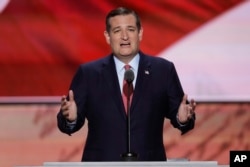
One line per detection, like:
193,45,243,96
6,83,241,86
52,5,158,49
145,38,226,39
120,53,135,58
119,51,137,57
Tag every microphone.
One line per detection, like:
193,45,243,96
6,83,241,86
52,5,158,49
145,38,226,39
124,69,134,84
121,68,138,161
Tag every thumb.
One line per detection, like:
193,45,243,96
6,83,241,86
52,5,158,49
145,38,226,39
182,94,188,104
69,90,74,102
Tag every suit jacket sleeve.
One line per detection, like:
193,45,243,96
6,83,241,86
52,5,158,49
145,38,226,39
164,61,195,135
57,65,87,135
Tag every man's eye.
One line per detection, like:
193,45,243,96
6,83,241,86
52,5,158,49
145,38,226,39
113,30,120,33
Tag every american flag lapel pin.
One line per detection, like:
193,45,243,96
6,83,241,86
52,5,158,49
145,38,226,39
145,70,149,75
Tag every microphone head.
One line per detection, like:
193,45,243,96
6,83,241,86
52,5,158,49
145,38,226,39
124,69,134,84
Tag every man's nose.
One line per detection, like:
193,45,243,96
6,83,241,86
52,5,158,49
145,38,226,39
121,30,128,40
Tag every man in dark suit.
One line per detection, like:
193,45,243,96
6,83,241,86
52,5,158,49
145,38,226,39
57,7,196,161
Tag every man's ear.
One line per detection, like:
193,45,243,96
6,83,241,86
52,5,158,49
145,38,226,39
104,31,110,44
139,27,143,41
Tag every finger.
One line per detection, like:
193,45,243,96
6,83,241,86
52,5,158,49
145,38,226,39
61,95,66,101
188,105,193,111
69,90,74,102
190,99,196,107
61,95,66,102
61,97,70,111
190,99,196,113
182,94,188,104
188,113,193,119
62,110,69,118
61,103,69,111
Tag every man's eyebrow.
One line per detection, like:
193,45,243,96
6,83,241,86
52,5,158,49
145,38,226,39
112,26,121,29
127,25,136,28
111,26,121,31
111,25,136,31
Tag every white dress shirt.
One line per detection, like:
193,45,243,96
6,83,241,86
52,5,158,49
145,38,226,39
113,53,140,93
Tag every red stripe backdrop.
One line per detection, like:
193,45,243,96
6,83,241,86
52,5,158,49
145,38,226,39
0,0,244,96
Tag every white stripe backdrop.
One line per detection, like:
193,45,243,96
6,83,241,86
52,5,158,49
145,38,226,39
159,1,250,102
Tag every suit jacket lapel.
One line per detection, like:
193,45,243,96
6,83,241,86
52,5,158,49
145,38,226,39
101,55,127,118
100,53,152,118
131,53,151,112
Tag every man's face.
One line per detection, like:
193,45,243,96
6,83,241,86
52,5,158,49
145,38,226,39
104,14,143,61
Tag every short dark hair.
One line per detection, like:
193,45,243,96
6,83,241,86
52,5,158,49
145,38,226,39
105,7,141,33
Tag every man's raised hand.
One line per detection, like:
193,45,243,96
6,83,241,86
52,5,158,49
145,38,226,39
61,90,77,122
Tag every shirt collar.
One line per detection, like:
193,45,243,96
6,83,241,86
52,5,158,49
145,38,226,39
113,53,140,74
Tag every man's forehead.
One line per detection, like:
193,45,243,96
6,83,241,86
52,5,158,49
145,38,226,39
110,14,136,24
110,16,136,29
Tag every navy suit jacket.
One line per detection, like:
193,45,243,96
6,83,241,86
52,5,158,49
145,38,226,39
57,51,195,161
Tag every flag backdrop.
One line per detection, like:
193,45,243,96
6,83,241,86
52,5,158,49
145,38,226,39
0,0,247,97
0,1,249,167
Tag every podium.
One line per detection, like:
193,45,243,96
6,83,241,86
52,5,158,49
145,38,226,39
16,161,229,167
44,161,217,167
43,161,226,167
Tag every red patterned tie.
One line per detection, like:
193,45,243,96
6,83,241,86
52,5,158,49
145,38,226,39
122,65,134,113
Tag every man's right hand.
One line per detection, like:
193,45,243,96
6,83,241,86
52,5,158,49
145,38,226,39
60,90,77,122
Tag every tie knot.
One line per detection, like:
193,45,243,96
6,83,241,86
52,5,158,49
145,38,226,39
124,64,131,70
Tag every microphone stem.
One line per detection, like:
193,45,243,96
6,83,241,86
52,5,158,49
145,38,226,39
127,83,131,153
